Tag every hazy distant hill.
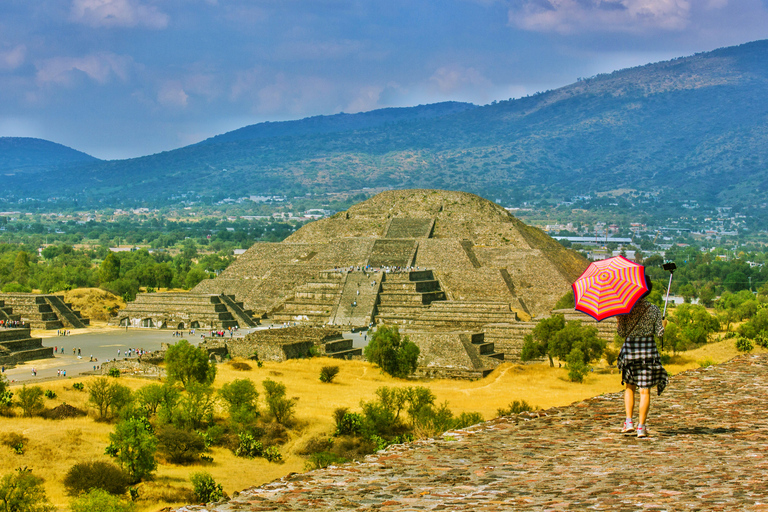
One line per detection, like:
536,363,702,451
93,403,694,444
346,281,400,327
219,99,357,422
5,40,768,208
0,137,99,174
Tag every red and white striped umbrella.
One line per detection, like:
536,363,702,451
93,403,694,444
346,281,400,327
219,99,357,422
572,255,648,322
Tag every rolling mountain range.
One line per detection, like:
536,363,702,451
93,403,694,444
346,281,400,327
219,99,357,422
3,39,768,209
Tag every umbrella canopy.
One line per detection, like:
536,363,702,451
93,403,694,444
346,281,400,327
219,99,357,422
572,255,648,322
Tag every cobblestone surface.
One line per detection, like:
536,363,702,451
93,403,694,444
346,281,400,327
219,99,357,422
178,354,768,512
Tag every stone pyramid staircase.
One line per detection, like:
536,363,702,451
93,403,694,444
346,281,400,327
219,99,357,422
0,299,21,323
0,328,53,366
113,293,258,329
271,271,345,325
0,293,89,329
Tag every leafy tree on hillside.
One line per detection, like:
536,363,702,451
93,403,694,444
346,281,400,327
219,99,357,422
99,252,121,284
364,325,420,378
106,418,157,483
164,339,216,389
520,314,565,366
0,467,54,512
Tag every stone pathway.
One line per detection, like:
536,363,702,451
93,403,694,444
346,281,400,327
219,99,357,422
178,354,768,511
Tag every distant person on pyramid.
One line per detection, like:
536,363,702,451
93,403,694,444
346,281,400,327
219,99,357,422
616,277,668,438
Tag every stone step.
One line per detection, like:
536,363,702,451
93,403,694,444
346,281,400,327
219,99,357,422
380,280,441,292
325,347,363,359
0,329,33,342
0,338,46,352
0,347,53,364
378,291,446,305
324,338,354,353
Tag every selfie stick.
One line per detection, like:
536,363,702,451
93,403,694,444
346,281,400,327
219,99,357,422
663,271,674,318
661,262,676,351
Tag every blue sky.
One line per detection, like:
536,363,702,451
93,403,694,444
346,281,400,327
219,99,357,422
1,0,767,160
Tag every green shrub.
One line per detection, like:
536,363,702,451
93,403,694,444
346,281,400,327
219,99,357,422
319,366,340,383
218,379,259,425
157,426,206,464
496,400,535,416
335,411,364,436
263,446,283,463
755,331,768,348
108,367,121,378
72,383,85,391
69,488,134,512
697,358,716,368
566,349,589,383
305,452,348,471
16,385,45,417
44,390,56,399
736,337,754,352
189,472,224,504
63,460,129,496
0,467,54,512
234,432,263,458
263,379,297,426
453,412,484,429
105,418,158,483
1,432,28,455
88,377,133,421
363,325,420,378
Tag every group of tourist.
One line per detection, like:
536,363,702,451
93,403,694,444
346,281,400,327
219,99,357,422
0,319,27,328
117,347,146,358
333,265,423,274
56,329,72,336
207,326,237,338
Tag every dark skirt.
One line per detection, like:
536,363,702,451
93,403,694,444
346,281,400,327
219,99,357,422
617,336,669,395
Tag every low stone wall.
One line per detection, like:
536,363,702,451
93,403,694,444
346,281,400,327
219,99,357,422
101,359,166,378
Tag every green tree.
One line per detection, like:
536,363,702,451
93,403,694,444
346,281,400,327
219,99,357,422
136,383,179,417
88,377,133,421
363,325,420,378
553,292,575,310
699,286,716,307
69,489,135,512
739,308,768,339
548,321,605,365
669,304,720,347
99,252,121,284
164,339,216,389
172,382,217,430
16,385,44,417
520,314,566,366
106,418,158,483
184,268,208,289
0,468,54,512
262,379,297,426
12,252,30,285
218,379,259,425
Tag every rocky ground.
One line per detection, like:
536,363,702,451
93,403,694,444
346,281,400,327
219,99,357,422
177,353,768,512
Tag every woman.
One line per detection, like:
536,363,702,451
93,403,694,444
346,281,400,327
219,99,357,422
616,279,668,438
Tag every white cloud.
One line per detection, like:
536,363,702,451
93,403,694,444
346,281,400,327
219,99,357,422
70,0,169,28
344,85,384,113
508,0,693,34
0,45,26,71
157,82,189,108
429,65,491,94
35,52,133,86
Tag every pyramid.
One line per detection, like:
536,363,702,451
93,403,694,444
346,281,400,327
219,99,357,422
195,189,589,363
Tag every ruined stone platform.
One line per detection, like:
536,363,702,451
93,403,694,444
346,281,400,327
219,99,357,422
178,353,768,511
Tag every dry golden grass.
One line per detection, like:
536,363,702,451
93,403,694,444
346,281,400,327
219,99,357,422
63,288,125,322
2,337,762,511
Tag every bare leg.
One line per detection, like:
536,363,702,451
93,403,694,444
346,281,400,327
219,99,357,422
624,384,636,419
638,388,651,425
